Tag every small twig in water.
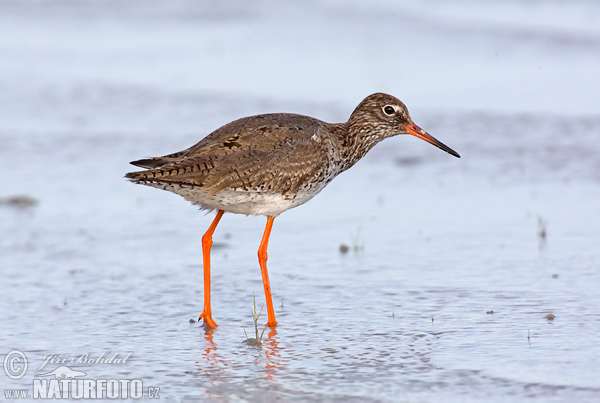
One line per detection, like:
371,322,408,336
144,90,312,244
350,219,364,252
243,292,267,348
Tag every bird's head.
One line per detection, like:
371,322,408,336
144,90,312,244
349,93,460,158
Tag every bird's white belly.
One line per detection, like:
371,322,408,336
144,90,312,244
147,182,322,217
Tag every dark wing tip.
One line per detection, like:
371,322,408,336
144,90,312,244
129,158,163,169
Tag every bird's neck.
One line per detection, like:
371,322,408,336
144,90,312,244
336,121,383,171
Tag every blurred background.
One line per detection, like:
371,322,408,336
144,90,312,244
1,0,599,401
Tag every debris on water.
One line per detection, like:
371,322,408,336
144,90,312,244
538,216,547,249
339,244,349,254
394,156,422,166
243,338,261,347
0,195,38,209
545,313,555,321
211,242,229,250
552,274,559,279
538,216,547,239
189,318,196,323
486,310,494,314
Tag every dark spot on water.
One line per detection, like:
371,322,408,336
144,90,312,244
487,310,494,314
537,216,548,250
0,195,38,209
189,318,196,323
394,156,422,167
339,244,349,254
545,314,555,320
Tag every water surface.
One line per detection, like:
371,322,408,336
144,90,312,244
1,1,599,401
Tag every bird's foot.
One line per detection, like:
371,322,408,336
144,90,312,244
198,312,218,328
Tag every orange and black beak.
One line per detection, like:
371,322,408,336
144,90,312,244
406,123,460,158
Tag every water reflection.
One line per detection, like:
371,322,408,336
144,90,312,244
263,328,282,383
197,328,224,373
193,327,228,400
195,326,284,392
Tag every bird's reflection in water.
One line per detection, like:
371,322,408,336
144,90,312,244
197,327,224,373
196,325,284,385
194,326,233,400
262,327,282,382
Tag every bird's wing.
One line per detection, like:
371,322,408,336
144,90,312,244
126,114,336,196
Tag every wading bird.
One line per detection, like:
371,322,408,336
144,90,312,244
126,93,460,328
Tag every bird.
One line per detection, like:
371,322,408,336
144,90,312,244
125,93,460,328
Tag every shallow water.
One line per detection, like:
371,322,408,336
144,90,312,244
2,1,600,401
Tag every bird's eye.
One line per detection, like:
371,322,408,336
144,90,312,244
383,105,396,116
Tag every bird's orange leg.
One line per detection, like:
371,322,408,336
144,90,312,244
198,209,224,328
258,217,277,327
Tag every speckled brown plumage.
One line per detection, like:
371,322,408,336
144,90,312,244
125,93,459,216
125,92,460,329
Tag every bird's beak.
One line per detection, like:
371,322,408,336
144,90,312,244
406,123,461,158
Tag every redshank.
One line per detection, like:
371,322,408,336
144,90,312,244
126,93,460,328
